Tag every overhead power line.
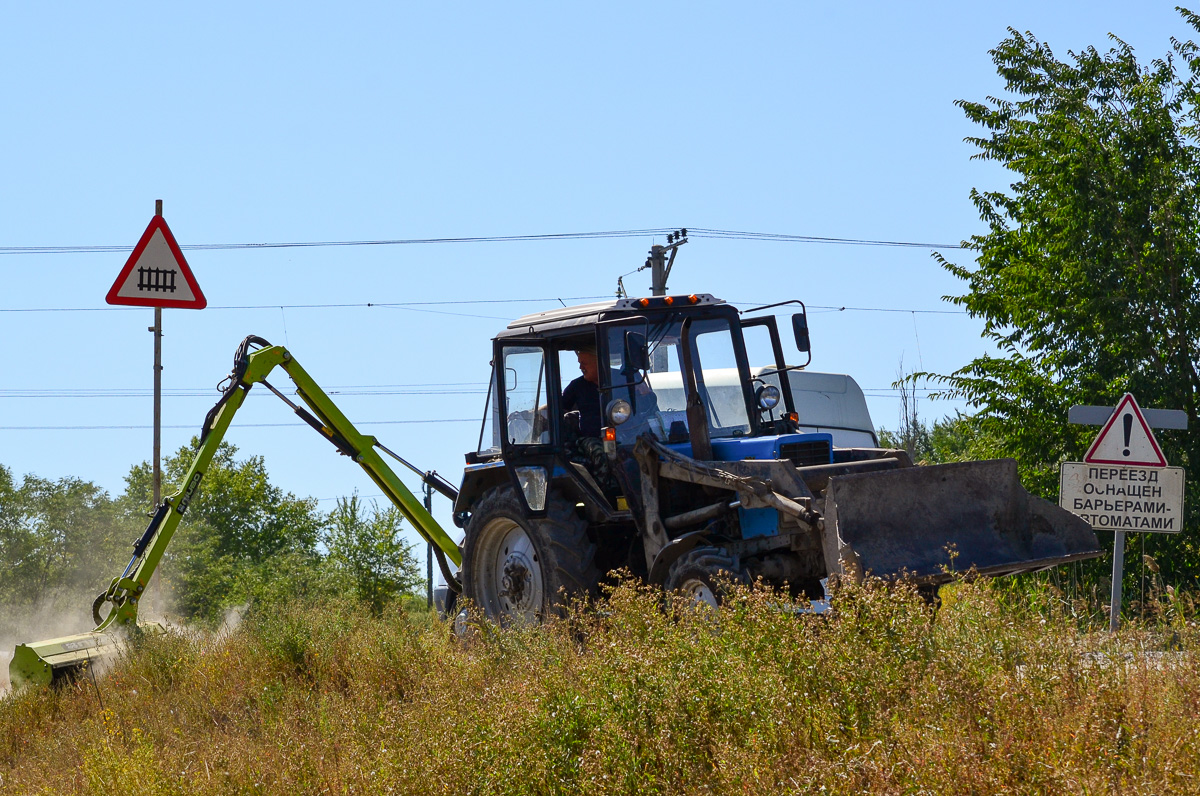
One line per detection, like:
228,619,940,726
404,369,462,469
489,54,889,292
0,229,672,255
0,386,487,399
0,419,477,431
2,385,941,401
690,228,964,249
0,296,613,314
0,297,968,316
0,227,966,257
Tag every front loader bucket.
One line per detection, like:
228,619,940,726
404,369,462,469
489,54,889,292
822,459,1101,584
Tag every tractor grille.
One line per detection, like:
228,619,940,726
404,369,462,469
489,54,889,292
781,440,832,467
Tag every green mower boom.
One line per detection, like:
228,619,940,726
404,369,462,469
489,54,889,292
9,336,462,690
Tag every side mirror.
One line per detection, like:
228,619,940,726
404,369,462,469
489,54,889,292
792,312,810,354
624,331,650,373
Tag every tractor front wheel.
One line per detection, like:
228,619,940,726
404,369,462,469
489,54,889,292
462,487,599,624
664,546,745,608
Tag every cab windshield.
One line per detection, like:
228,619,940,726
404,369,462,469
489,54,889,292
604,314,752,445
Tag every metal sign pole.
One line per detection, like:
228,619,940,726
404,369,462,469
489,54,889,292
108,200,205,511
152,199,163,508
1066,396,1188,633
1110,530,1125,632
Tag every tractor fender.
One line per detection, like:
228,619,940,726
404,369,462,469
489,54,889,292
648,530,714,584
454,461,508,522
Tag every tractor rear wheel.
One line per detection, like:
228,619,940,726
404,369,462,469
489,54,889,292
664,546,745,608
462,486,599,624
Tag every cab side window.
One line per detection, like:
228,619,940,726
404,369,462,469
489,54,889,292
501,346,549,445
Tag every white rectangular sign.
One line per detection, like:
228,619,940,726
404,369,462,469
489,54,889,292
1060,463,1186,533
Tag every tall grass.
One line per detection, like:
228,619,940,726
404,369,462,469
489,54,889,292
1,579,1198,794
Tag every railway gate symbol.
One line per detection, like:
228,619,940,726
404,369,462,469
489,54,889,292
137,266,177,294
106,215,206,309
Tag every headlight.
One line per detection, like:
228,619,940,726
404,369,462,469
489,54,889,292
515,466,547,511
606,399,633,425
756,384,781,410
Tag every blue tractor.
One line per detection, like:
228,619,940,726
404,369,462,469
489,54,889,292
452,288,1101,620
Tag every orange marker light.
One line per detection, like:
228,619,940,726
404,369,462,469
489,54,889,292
603,427,617,442
663,296,675,306
687,294,700,304
787,412,799,423
637,298,650,308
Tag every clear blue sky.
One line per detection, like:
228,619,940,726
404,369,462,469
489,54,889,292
0,2,1190,558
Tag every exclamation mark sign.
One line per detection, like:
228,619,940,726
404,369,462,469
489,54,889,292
1123,413,1133,457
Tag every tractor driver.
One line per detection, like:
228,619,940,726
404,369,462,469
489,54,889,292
561,345,603,438
561,343,658,440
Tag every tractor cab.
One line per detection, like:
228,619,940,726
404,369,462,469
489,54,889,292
456,294,832,556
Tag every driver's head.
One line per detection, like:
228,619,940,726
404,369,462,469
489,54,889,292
576,346,599,385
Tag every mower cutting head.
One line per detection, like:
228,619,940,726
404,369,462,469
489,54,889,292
9,622,165,690
10,630,121,690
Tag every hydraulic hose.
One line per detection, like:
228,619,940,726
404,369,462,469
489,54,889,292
201,335,272,444
435,547,462,593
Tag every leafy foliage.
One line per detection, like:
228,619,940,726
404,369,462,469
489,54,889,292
120,439,329,622
324,493,422,615
0,463,132,613
0,443,429,627
924,11,1200,584
879,411,992,465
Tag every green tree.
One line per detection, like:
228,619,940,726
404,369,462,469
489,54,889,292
324,493,422,615
926,11,1200,583
121,440,326,621
879,412,990,465
0,463,132,613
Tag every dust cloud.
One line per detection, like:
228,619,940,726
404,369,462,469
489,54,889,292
0,588,97,695
0,585,178,695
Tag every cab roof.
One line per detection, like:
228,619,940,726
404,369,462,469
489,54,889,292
498,293,725,337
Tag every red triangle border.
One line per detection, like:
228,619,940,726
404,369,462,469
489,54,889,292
105,216,207,309
1082,393,1167,467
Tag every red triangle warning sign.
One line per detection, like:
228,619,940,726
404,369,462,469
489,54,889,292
1083,393,1168,466
106,216,206,309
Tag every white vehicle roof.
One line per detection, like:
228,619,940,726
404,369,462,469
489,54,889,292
643,367,878,448
774,369,877,446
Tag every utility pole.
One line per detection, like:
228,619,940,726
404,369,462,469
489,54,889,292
151,199,163,508
646,229,687,371
647,229,688,296
649,246,666,296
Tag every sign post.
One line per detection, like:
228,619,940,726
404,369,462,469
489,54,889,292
1061,394,1187,631
106,203,206,508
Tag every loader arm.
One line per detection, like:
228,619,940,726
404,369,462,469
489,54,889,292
93,336,462,632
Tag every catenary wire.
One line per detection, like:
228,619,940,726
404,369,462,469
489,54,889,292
0,419,477,431
0,299,969,315
0,387,938,401
0,296,615,313
0,227,967,256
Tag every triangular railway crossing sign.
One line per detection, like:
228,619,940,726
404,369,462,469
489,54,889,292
1083,393,1167,467
106,216,206,309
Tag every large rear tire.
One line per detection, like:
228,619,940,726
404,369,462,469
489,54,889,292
462,487,599,624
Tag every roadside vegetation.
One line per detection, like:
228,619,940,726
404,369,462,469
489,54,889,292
0,439,424,645
1,579,1198,794
9,10,1200,795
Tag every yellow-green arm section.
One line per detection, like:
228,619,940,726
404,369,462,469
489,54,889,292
93,337,461,632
